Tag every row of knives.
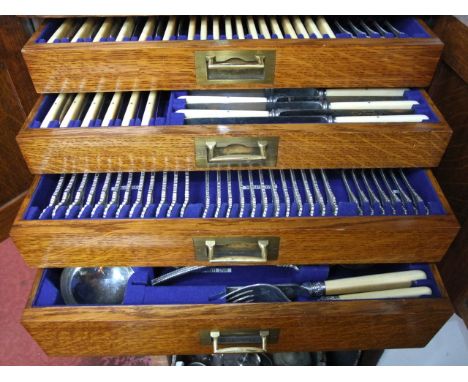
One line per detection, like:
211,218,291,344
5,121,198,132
173,88,430,124
41,16,418,44
33,169,431,220
35,88,430,128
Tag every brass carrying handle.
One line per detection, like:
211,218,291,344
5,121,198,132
206,55,266,71
206,141,268,163
205,239,269,262
210,330,270,354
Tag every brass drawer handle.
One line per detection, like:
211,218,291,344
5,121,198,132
210,330,270,354
206,140,267,163
193,237,280,263
206,239,268,262
207,55,265,72
195,137,279,167
195,50,276,84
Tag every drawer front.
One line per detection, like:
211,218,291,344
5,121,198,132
22,267,452,356
23,17,442,93
17,91,451,174
10,170,459,268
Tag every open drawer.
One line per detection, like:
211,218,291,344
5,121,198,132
22,16,442,93
17,89,451,173
22,264,453,356
10,168,459,267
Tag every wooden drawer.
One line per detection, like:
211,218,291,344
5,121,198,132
10,169,459,268
17,90,451,174
22,265,453,356
22,16,443,93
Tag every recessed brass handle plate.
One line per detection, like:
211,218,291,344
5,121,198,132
193,237,280,263
195,137,279,167
200,329,280,354
195,50,276,84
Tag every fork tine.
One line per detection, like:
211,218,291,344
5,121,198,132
227,291,254,303
226,289,253,300
214,285,254,301
230,294,255,303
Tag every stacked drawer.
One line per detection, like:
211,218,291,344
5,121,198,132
13,16,459,356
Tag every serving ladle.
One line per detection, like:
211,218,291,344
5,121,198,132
60,267,134,305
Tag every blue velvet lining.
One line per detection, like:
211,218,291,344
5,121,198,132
35,17,430,43
29,89,438,129
328,17,429,38
23,169,445,221
32,263,440,307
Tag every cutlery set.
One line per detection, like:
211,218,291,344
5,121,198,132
38,16,429,44
27,168,437,221
31,88,436,128
173,88,433,124
56,266,435,305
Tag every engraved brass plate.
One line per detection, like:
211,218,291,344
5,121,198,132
195,137,279,168
195,50,276,85
193,237,280,262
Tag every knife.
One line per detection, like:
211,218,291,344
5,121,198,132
178,88,410,105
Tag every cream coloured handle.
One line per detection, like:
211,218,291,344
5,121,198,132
81,93,104,127
316,16,335,38
71,18,97,42
116,17,136,42
326,88,409,97
121,91,140,126
178,109,269,119
47,19,75,43
325,270,427,295
329,100,418,110
211,330,269,353
335,115,429,123
60,93,86,128
93,17,113,42
336,286,432,300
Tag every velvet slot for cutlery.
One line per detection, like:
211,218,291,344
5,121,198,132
34,16,432,44
22,264,453,355
10,169,459,267
33,264,439,307
17,89,452,173
22,16,442,92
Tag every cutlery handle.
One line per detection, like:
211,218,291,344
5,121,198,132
329,100,418,110
324,270,427,295
334,114,429,123
334,286,432,300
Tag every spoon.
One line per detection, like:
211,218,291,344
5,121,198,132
60,267,134,305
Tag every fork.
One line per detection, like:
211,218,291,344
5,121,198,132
213,270,427,302
218,284,432,303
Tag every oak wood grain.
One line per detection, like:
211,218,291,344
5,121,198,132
9,172,459,268
430,57,468,325
433,16,468,83
21,266,452,356
17,92,452,174
22,21,443,93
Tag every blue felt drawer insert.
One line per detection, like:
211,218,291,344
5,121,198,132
35,16,431,44
22,169,445,221
32,263,441,307
29,89,438,128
